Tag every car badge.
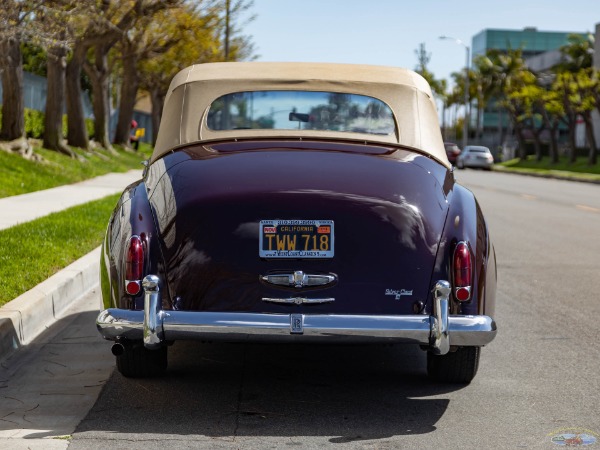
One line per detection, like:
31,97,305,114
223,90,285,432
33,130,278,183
290,314,304,334
385,289,413,300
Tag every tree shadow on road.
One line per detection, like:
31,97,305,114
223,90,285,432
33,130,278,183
71,341,471,444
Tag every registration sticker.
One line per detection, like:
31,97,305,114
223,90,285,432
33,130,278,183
259,220,334,258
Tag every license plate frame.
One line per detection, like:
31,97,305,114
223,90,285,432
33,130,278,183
259,220,334,259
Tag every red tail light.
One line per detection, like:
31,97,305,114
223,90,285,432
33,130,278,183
453,241,472,302
125,235,144,295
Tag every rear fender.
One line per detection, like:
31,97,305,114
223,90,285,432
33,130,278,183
429,183,495,317
100,181,168,310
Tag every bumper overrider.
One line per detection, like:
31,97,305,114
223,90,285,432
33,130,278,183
96,276,496,355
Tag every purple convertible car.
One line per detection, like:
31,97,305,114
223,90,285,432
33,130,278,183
96,62,497,383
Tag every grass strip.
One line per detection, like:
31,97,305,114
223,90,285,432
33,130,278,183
497,156,600,182
0,143,151,198
0,194,120,306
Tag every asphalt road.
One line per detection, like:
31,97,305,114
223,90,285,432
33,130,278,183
5,169,600,449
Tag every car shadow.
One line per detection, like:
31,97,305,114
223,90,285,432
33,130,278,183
73,340,470,442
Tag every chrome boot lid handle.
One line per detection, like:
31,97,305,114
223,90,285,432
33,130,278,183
261,271,337,288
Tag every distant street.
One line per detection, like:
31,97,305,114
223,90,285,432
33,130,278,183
2,170,599,449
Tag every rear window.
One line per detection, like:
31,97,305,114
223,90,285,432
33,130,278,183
469,148,489,153
207,90,395,136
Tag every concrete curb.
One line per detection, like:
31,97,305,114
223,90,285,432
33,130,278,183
0,247,100,360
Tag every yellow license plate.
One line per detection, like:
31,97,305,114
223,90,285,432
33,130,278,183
259,220,334,258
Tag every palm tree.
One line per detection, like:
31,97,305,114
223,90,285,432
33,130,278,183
476,48,526,151
554,34,597,164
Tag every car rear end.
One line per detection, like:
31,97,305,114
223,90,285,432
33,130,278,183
444,142,461,164
96,62,497,382
461,146,494,170
98,141,496,367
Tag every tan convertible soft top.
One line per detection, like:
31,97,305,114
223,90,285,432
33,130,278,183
152,62,449,167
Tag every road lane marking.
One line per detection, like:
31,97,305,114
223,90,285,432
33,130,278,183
576,204,600,213
520,194,537,200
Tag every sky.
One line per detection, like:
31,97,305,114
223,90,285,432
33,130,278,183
243,0,599,85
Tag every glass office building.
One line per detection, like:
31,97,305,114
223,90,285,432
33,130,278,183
472,27,585,60
471,28,588,145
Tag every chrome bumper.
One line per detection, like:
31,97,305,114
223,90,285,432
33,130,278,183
96,277,496,356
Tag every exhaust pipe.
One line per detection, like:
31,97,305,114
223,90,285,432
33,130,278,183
111,342,125,356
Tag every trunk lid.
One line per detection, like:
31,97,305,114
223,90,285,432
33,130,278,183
149,143,449,315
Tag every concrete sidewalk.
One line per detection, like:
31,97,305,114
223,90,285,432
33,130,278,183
0,169,141,231
0,169,142,361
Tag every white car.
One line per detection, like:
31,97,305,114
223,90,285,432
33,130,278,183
456,145,494,170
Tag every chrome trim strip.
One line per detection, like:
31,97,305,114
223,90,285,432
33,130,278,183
261,271,337,288
95,277,496,348
98,311,496,345
262,297,335,305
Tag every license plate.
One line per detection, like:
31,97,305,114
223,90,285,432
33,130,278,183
259,220,334,258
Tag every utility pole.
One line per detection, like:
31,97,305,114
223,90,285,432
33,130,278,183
440,36,470,149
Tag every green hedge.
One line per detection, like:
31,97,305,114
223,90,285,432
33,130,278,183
25,109,45,138
0,105,95,140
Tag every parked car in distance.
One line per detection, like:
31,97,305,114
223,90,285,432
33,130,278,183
96,62,497,384
456,145,494,170
444,142,461,164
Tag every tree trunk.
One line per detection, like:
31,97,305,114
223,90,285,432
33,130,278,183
497,108,504,148
582,113,597,165
84,44,114,151
476,104,482,140
150,87,164,146
541,110,560,164
0,36,25,141
549,123,560,164
532,131,542,162
44,42,75,157
567,116,577,164
511,116,527,160
65,41,90,149
516,127,527,160
114,52,139,146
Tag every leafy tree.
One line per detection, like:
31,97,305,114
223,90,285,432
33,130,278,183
138,0,255,145
21,41,48,77
553,69,597,164
558,33,594,72
43,30,73,156
477,48,526,147
414,43,445,97
590,68,600,130
554,33,597,164
538,85,564,164
503,70,549,160
471,55,496,140
0,0,36,145
0,0,74,157
35,2,82,157
113,2,189,147
222,0,256,61
65,1,182,151
414,43,449,138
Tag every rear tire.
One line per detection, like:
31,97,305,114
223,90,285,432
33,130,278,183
116,343,168,378
427,346,480,383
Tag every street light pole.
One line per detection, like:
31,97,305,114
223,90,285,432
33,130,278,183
440,36,470,150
